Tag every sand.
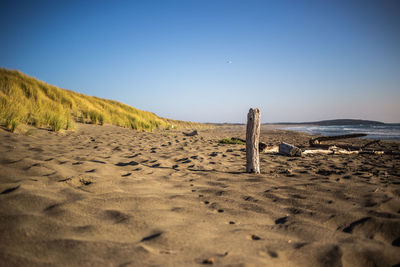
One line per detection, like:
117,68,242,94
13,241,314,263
0,124,399,266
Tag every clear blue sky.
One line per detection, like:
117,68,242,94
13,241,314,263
1,0,399,123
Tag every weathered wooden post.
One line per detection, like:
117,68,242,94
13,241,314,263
246,108,260,173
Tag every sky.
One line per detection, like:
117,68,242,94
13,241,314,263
1,0,399,123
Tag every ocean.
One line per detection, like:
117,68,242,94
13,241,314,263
282,124,400,141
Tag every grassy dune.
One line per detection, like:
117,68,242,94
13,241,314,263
0,68,201,132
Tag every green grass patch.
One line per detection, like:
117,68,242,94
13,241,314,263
49,113,65,131
8,118,19,133
219,138,245,145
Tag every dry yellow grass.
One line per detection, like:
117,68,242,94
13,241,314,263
0,68,201,132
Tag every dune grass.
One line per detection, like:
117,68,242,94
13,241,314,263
0,68,202,132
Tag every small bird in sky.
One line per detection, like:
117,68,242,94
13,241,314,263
226,60,232,64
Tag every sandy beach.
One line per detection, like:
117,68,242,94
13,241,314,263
0,124,399,266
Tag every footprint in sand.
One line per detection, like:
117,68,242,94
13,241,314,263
116,161,139,167
267,250,278,258
140,232,163,242
43,203,62,212
250,234,261,240
112,146,122,151
126,153,141,158
90,159,106,164
243,196,258,202
215,190,226,196
72,225,95,234
179,158,192,164
342,217,371,233
59,175,94,187
275,216,288,224
0,185,20,194
104,210,130,224
286,207,302,215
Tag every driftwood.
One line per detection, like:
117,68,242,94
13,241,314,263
246,108,260,173
361,139,380,149
183,130,198,136
360,150,399,155
258,142,267,152
304,136,398,155
279,142,302,157
308,133,393,154
231,137,267,152
308,143,360,150
264,146,279,153
310,133,367,146
303,146,358,155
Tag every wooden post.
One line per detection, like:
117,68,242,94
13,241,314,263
246,108,260,173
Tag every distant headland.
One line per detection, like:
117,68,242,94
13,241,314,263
269,119,386,126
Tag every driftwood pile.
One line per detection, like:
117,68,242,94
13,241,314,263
308,133,397,155
221,133,398,156
309,133,368,149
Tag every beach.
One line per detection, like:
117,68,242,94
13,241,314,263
0,124,399,266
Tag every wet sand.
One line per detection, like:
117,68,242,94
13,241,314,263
0,124,399,266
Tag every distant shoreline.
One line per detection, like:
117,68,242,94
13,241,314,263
280,124,400,141
206,119,400,126
265,119,400,126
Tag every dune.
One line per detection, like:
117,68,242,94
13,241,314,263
0,68,200,133
0,123,399,266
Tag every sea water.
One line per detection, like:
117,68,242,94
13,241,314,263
282,124,400,141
